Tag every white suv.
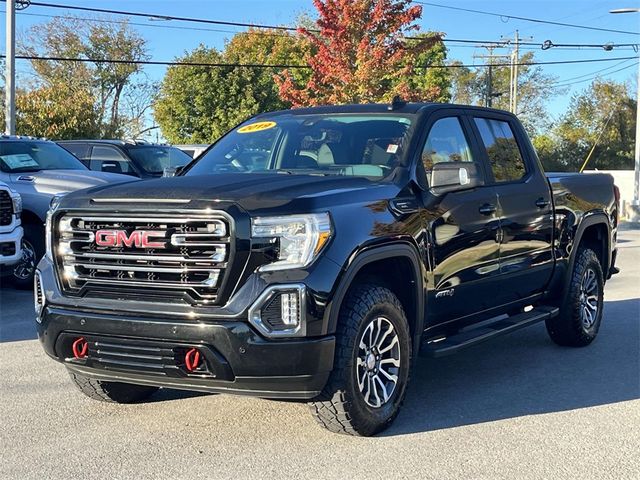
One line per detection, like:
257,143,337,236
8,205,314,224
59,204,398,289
0,181,23,271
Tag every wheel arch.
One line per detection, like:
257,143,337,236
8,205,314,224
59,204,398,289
568,213,611,279
325,242,426,359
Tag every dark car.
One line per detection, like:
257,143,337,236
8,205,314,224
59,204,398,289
58,140,192,179
36,103,618,436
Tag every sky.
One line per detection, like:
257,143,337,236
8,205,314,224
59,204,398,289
1,0,639,123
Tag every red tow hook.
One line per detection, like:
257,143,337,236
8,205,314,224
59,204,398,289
184,348,202,373
72,337,88,359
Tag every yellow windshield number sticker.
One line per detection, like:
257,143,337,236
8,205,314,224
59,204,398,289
237,121,277,134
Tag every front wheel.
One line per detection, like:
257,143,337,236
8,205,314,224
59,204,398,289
68,371,159,403
309,284,412,436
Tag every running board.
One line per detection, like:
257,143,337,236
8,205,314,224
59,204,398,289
420,306,559,358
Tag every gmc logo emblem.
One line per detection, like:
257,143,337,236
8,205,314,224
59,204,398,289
95,229,167,249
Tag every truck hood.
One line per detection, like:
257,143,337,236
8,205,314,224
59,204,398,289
68,173,400,214
9,169,136,196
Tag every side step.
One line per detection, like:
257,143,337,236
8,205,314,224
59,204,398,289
420,306,559,358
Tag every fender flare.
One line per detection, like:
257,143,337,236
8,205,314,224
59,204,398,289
325,242,425,357
566,212,611,279
554,212,612,308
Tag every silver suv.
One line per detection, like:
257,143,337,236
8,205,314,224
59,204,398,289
0,136,136,287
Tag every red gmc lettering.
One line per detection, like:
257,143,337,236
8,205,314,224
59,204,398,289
94,230,166,249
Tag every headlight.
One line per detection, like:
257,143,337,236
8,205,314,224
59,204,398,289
45,194,66,261
251,213,332,271
11,193,22,215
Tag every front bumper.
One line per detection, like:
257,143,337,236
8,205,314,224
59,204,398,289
0,225,23,267
37,306,335,399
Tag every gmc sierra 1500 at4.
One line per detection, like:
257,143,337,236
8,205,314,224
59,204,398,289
35,102,618,436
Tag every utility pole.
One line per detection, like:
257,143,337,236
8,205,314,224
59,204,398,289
474,44,510,108
610,8,640,221
4,0,16,135
501,30,532,114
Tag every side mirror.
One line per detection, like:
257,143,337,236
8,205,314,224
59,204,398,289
163,166,184,177
429,162,482,195
101,162,122,174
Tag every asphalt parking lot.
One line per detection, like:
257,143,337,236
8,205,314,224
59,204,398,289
1,229,638,480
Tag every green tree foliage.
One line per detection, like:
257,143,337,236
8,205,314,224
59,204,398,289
154,30,310,144
16,84,101,139
18,16,152,139
405,33,451,103
535,79,636,171
449,52,562,134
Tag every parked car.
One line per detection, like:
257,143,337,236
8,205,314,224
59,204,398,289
36,103,618,436
174,144,209,159
0,136,136,288
58,140,192,179
0,181,23,274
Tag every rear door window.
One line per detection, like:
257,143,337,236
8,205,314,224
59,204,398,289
90,146,135,175
473,118,527,182
61,143,90,161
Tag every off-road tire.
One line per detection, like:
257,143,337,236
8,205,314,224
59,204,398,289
309,284,412,436
68,371,159,403
546,248,604,347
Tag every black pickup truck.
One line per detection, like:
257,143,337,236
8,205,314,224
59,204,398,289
35,102,619,436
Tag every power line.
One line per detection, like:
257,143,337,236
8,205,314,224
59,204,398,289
413,1,640,36
551,58,636,84
553,61,638,88
2,53,637,70
3,1,638,50
1,8,279,36
1,0,301,31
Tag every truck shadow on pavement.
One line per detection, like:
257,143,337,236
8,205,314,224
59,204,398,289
383,297,639,436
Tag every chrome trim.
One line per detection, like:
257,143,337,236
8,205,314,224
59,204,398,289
76,216,226,225
248,284,307,338
55,211,231,303
170,234,228,247
70,249,226,263
73,263,221,274
65,276,219,289
34,270,44,322
92,198,191,204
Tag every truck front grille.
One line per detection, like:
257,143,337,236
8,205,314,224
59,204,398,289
0,190,13,226
55,212,232,305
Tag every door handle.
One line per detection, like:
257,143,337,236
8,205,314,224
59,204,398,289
479,203,497,216
535,198,550,209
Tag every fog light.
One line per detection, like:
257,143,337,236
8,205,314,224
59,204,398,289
248,284,306,337
280,292,299,327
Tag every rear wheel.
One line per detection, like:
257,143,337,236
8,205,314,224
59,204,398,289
546,248,604,347
309,284,412,436
68,371,159,403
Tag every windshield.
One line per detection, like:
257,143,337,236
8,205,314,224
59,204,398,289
186,114,413,179
126,146,192,174
0,141,87,173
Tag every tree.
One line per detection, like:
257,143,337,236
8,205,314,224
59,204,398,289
536,79,636,171
19,16,152,138
404,32,451,103
16,84,101,139
154,30,310,144
449,52,562,134
276,0,442,106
